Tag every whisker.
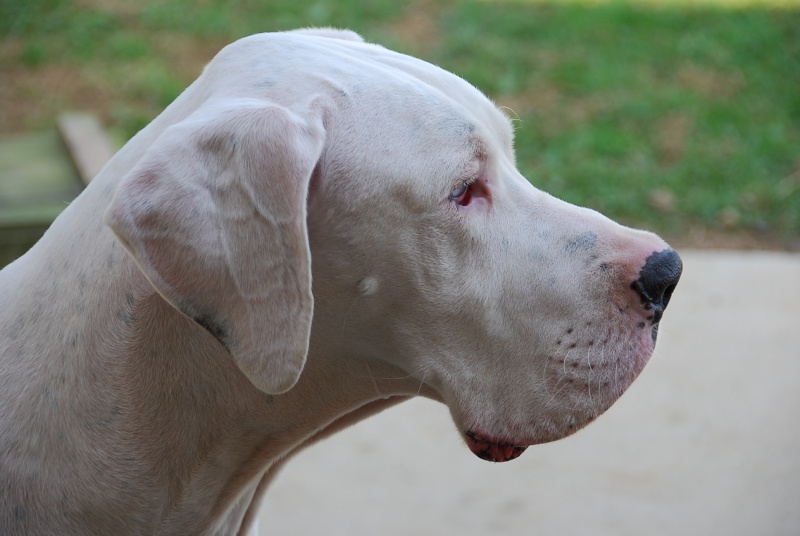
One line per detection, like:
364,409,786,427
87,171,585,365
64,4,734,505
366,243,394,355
416,371,427,396
364,360,381,397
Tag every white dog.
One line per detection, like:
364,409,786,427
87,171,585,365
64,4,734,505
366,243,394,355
0,29,681,535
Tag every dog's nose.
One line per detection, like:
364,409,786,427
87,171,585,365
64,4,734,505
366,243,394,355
631,249,682,323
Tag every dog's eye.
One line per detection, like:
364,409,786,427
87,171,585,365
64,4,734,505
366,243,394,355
450,181,469,200
449,177,487,207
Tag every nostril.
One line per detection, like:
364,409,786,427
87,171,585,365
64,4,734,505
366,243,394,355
631,249,683,320
662,281,677,308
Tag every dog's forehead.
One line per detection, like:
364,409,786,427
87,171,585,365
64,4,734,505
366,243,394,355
212,33,514,152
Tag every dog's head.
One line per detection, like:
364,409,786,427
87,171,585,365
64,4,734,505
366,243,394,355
105,29,681,461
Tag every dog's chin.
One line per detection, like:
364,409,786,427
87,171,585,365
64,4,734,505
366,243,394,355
461,412,595,463
458,342,657,463
463,431,528,462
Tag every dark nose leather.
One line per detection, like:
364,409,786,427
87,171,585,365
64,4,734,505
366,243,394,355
631,249,682,324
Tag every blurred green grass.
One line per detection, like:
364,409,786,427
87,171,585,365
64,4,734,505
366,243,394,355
1,0,798,244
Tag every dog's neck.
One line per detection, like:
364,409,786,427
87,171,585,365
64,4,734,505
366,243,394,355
96,263,419,531
2,222,419,533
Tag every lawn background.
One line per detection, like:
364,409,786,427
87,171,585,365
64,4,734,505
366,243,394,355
1,0,798,248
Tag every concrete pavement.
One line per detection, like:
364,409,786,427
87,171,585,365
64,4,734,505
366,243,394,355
257,250,800,535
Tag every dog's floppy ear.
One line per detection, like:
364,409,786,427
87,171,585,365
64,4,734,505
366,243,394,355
105,99,324,394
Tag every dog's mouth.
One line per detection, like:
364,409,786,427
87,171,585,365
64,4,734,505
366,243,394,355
464,430,528,462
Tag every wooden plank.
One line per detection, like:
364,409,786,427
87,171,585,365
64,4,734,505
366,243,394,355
57,112,116,185
0,130,83,266
0,131,82,228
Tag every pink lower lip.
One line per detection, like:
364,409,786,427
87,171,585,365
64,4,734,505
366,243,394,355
465,431,528,462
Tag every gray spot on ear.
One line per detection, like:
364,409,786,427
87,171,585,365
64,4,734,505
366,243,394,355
191,310,233,353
